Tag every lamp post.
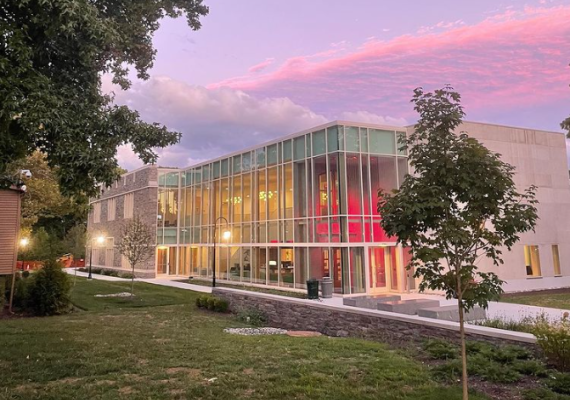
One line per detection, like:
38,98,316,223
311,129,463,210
19,238,29,272
211,216,231,288
88,234,105,280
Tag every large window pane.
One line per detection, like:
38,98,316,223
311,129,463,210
255,148,266,168
232,175,242,223
313,156,328,216
232,155,242,174
328,154,340,215
213,161,220,179
524,245,542,277
327,126,339,152
345,126,360,152
221,178,230,220
312,129,326,155
397,131,407,155
221,159,229,177
268,247,279,286
267,167,278,219
258,170,267,220
348,218,363,242
283,220,293,243
218,246,228,280
553,245,562,276
369,129,396,154
268,221,279,242
397,158,409,188
253,247,267,284
350,247,366,294
294,247,307,289
315,218,329,243
309,247,330,279
229,247,240,281
267,144,278,165
201,184,210,225
280,248,294,287
294,219,307,243
283,163,293,218
346,154,362,215
243,173,252,222
242,247,252,282
294,161,307,218
360,128,369,152
283,140,292,162
293,136,305,160
361,155,371,215
370,156,397,216
242,152,252,171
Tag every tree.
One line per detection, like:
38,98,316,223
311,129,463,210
1,1,209,196
378,86,539,400
117,215,155,297
63,224,87,260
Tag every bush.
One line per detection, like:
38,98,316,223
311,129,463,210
512,359,548,377
473,316,535,334
195,295,229,313
26,260,72,316
432,359,462,382
530,315,570,371
120,272,134,279
90,268,103,275
235,308,268,327
548,373,570,395
523,388,570,400
468,354,521,383
423,339,459,360
22,270,30,278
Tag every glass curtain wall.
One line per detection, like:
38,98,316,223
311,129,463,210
158,124,407,294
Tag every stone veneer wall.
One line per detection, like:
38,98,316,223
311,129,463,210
86,165,159,278
213,288,538,350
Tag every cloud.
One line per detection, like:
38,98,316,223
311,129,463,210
107,76,405,170
248,58,275,73
208,5,570,124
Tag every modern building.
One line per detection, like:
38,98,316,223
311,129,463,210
87,121,570,294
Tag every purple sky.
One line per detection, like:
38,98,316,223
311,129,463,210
107,0,570,170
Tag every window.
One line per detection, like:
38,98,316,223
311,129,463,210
105,238,114,267
524,245,542,277
93,202,101,223
553,245,562,276
107,198,116,221
124,193,134,219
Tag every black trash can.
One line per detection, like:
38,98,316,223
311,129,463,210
306,279,319,299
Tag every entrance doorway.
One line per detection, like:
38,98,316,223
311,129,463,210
157,247,177,275
369,246,399,292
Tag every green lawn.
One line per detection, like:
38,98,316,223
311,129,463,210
0,278,487,400
501,290,570,310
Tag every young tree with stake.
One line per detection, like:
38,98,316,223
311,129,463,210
378,86,538,400
117,215,155,297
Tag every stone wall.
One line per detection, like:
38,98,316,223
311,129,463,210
86,165,159,278
214,288,538,350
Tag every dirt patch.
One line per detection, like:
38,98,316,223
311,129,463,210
287,331,322,337
118,386,134,395
58,377,82,384
243,368,254,375
95,380,116,386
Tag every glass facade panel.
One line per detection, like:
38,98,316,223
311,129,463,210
345,126,360,152
360,128,369,152
312,129,326,155
230,247,240,281
233,175,242,222
242,247,252,281
280,248,294,287
310,247,329,279
255,148,266,168
258,170,267,220
397,158,409,188
397,131,407,155
294,161,307,218
221,159,229,177
553,245,562,276
293,136,305,160
283,140,292,162
294,247,307,289
232,155,242,174
243,173,252,222
267,167,278,219
327,126,339,152
268,247,279,285
346,154,362,215
350,247,366,293
524,245,542,277
369,129,396,154
313,156,328,217
267,144,278,165
242,152,252,171
283,163,293,218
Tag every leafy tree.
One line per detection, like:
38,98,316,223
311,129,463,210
1,1,209,195
63,224,87,260
8,151,88,231
117,215,155,297
378,86,539,400
24,228,64,261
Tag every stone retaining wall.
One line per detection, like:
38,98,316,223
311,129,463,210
213,288,538,350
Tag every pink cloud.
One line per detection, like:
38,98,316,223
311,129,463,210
209,5,570,121
248,58,275,73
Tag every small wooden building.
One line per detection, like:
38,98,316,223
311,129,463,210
0,187,23,275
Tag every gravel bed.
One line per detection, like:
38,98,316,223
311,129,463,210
94,292,133,298
223,327,288,336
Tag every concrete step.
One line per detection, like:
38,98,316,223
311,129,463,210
343,295,402,310
417,305,486,322
377,299,440,315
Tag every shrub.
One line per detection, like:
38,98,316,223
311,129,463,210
523,388,570,400
531,314,570,371
548,373,570,395
235,308,268,327
432,359,462,382
26,260,72,316
196,295,210,308
195,295,228,313
120,272,134,279
90,268,103,275
423,339,459,360
512,359,548,377
490,345,533,363
22,270,30,278
473,316,535,334
468,354,521,383
12,276,30,310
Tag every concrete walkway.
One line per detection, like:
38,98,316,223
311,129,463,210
66,269,567,323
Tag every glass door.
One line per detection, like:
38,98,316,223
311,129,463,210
157,247,168,275
168,247,177,276
369,247,387,291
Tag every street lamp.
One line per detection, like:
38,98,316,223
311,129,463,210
211,217,231,288
88,234,106,280
19,238,29,271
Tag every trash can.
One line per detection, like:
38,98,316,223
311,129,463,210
320,277,333,298
306,278,319,299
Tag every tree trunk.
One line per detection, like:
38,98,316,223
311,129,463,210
131,262,135,300
457,279,469,400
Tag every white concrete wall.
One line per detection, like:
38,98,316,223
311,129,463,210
406,122,570,292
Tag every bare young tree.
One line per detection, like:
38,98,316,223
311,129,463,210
117,215,154,297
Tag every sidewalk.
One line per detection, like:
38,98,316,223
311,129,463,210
66,269,568,322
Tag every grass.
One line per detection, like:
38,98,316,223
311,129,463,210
501,291,570,310
179,278,308,299
0,277,489,400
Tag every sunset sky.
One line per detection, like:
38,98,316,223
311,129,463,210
108,0,570,170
